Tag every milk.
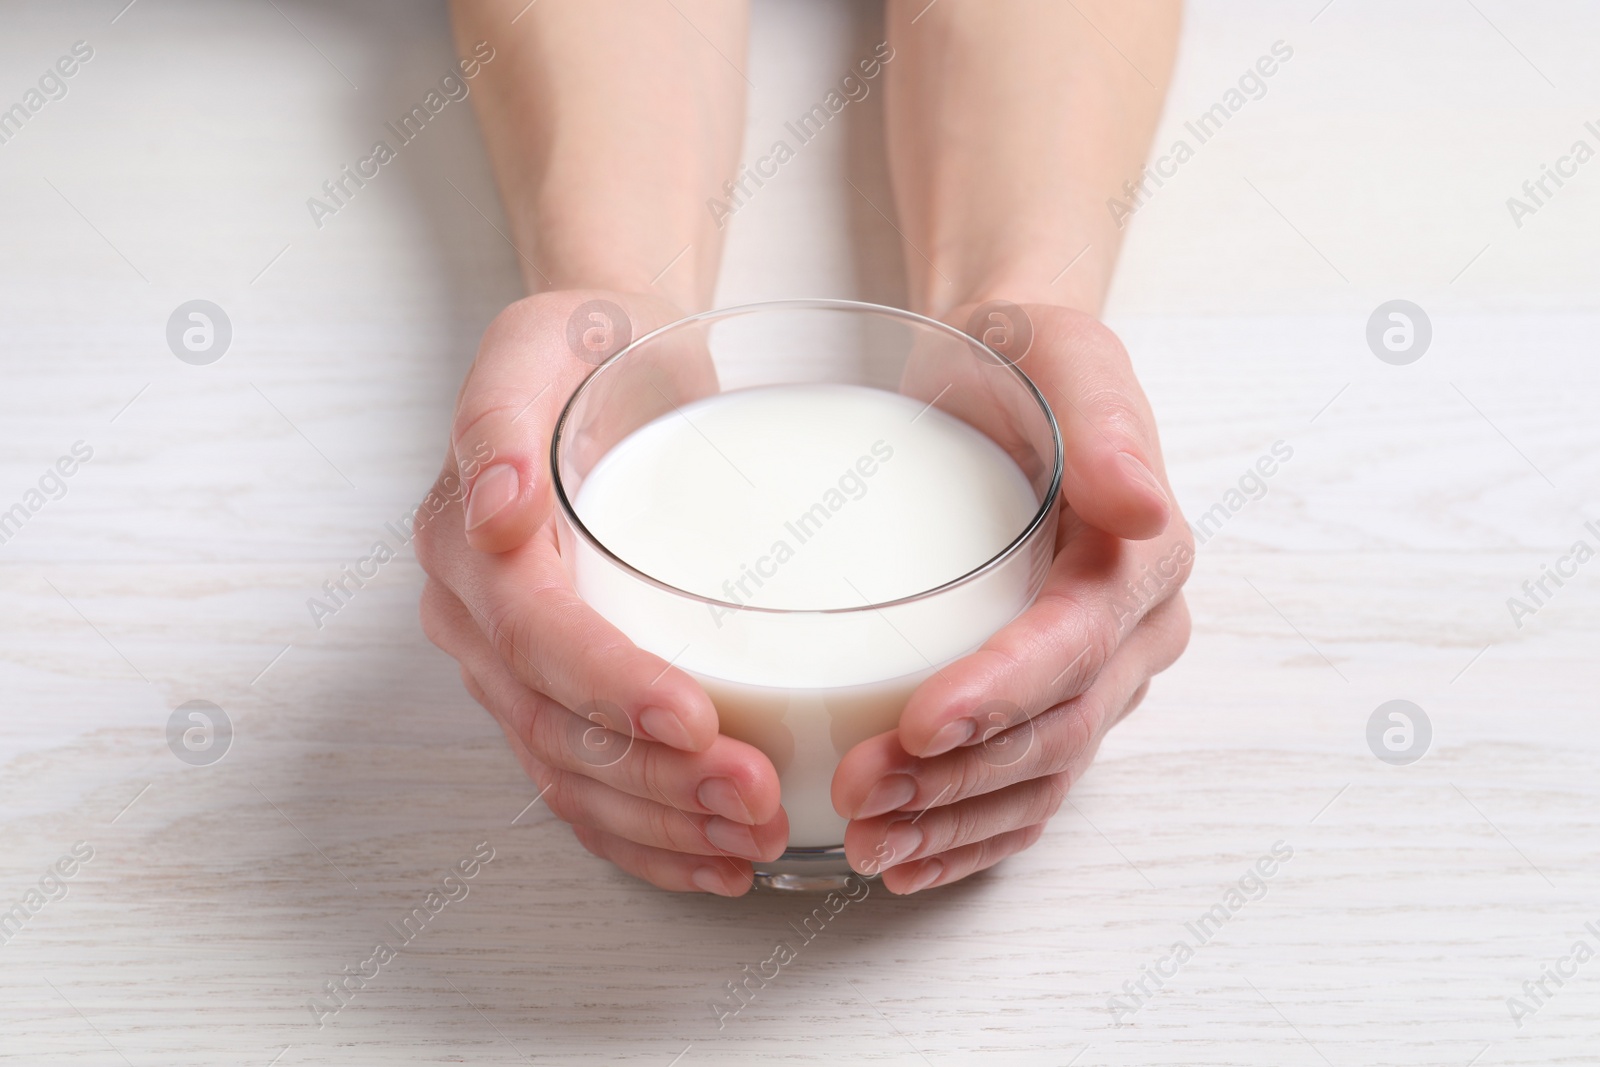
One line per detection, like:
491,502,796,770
567,383,1043,846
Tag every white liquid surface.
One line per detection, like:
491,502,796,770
569,383,1041,845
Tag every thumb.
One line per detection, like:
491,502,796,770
453,292,645,553
1027,307,1171,541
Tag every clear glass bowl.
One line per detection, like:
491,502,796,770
551,299,1062,891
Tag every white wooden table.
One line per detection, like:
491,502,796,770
3,1,1596,1063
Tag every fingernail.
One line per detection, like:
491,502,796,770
922,718,975,757
900,859,944,894
705,816,763,860
1117,451,1168,506
854,773,918,819
698,777,755,824
691,865,736,896
464,463,519,530
880,819,923,867
639,706,693,750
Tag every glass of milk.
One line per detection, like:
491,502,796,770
551,299,1061,891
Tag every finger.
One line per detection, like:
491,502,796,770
452,291,677,553
572,824,754,896
416,500,721,752
895,523,1193,758
451,294,593,552
522,690,780,824
834,595,1187,819
543,767,788,862
880,823,1047,895
429,578,780,823
479,676,769,897
845,776,1064,875
1028,306,1171,540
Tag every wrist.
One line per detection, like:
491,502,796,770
513,196,715,313
913,240,1113,323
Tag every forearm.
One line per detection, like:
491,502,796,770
883,0,1181,318
450,0,749,310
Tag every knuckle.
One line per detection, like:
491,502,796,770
1161,593,1194,662
1036,700,1098,776
1050,606,1116,695
1077,377,1150,448
570,823,606,859
1121,681,1153,724
1088,390,1148,444
988,824,1031,865
418,581,451,650
1171,520,1197,559
1058,308,1132,367
643,801,684,851
482,599,536,683
523,697,562,763
1033,775,1069,822
973,642,1028,689
504,688,547,754
1135,533,1196,609
450,394,525,455
526,697,580,767
943,751,991,806
458,666,487,709
633,742,673,807
633,851,674,890
969,833,1006,876
1169,615,1192,664
1023,591,1110,698
1163,532,1197,591
542,772,580,825
1084,610,1121,671
942,802,985,854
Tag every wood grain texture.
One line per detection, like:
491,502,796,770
2,0,1597,1064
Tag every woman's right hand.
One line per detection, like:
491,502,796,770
415,291,787,895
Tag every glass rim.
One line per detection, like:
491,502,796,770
550,297,1063,616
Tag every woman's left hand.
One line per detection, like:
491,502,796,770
832,304,1193,893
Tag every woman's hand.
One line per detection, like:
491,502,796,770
833,305,1192,893
851,0,1187,892
416,292,787,896
429,0,757,893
